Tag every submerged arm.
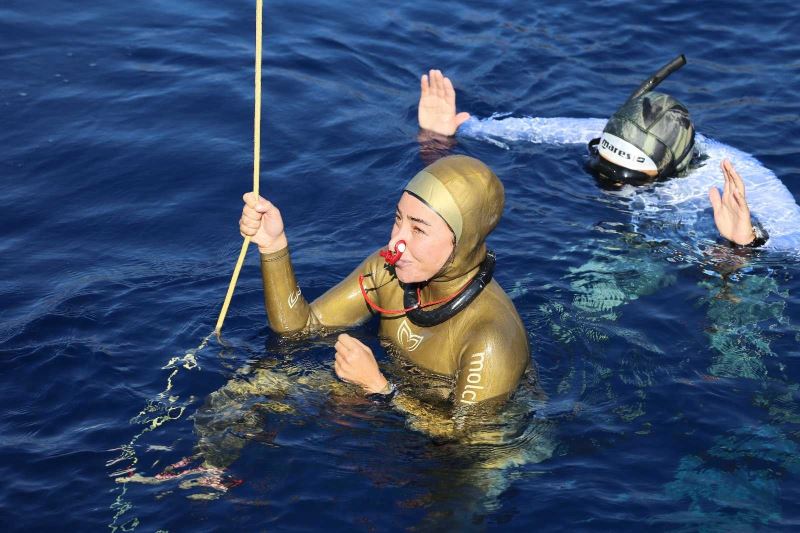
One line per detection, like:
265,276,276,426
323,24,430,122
330,314,529,441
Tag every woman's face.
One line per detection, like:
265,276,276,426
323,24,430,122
388,192,455,283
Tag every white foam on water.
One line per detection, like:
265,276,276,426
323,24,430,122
460,116,800,252
460,115,606,145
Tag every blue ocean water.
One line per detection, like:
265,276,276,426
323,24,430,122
1,0,799,530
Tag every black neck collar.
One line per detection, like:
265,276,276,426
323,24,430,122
403,251,495,327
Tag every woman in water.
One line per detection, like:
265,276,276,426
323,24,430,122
240,155,533,428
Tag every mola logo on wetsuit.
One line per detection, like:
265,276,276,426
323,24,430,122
288,286,302,309
460,351,486,404
397,319,424,351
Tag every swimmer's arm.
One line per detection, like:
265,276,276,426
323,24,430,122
727,218,769,250
417,130,458,166
329,335,491,439
260,246,313,333
238,191,313,333
241,192,377,334
452,337,529,407
390,392,461,440
261,250,383,334
306,251,386,328
390,388,508,443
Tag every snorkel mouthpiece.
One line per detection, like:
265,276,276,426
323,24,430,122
380,240,406,266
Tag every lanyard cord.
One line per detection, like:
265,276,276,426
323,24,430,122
358,273,473,315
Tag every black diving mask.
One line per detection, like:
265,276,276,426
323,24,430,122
587,138,657,186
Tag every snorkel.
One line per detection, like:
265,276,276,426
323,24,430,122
627,54,686,101
588,54,695,185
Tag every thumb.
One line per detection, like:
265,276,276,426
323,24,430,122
256,197,272,213
337,333,355,347
455,112,471,127
708,187,722,213
350,336,368,349
341,333,365,348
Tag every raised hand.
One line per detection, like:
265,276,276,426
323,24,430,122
708,159,756,245
418,69,470,137
240,192,288,253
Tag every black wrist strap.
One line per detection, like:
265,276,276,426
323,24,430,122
367,381,397,403
736,222,768,249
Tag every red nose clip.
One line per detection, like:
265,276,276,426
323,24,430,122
380,240,406,266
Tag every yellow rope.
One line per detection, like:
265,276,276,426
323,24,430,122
215,0,263,337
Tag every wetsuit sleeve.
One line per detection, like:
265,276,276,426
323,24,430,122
260,247,311,333
453,327,529,406
260,247,382,334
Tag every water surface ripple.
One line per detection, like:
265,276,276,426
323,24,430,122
1,0,799,531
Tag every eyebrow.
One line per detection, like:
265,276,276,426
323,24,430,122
395,207,431,226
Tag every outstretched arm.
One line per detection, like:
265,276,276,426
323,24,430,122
708,159,766,246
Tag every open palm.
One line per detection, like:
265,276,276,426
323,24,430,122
708,159,755,245
418,69,470,136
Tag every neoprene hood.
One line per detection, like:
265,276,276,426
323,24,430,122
403,155,504,282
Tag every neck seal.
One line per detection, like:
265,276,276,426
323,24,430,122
403,251,495,327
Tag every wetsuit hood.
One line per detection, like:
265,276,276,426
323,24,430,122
589,91,695,182
404,155,504,283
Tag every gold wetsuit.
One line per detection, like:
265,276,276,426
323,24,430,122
260,155,531,411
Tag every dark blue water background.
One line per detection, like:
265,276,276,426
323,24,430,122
2,0,799,530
